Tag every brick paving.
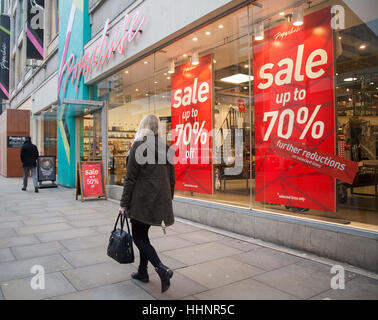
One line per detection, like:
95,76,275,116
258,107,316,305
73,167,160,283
0,176,377,300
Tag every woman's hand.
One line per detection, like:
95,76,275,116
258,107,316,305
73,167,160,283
119,207,127,215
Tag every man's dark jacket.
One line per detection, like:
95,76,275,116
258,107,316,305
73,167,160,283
20,141,39,168
120,134,175,227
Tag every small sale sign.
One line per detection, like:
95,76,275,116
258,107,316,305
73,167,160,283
77,161,106,201
171,54,213,194
253,7,342,212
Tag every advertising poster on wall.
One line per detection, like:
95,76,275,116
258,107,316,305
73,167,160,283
26,0,44,60
171,54,213,194
0,14,10,100
253,7,356,212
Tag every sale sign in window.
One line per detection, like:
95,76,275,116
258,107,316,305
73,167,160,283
253,7,340,212
171,54,213,194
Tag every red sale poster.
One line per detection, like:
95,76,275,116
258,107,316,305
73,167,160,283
253,7,336,212
81,163,104,197
171,54,213,194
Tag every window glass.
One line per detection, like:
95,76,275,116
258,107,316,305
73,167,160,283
97,7,252,207
250,0,378,231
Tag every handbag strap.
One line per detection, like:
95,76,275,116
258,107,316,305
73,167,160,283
113,213,131,234
113,213,124,232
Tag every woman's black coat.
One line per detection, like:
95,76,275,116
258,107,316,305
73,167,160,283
120,134,175,227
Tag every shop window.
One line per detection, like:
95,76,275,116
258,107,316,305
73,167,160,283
97,6,252,208
250,0,378,231
96,0,377,231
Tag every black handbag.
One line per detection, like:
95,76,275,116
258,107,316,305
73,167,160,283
107,213,135,264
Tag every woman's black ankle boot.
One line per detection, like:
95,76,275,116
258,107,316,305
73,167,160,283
155,263,173,292
131,267,149,283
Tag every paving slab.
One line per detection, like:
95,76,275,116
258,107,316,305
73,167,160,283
134,271,208,300
147,226,179,239
11,242,68,260
52,281,155,300
15,223,73,236
0,254,72,282
62,246,111,268
59,234,110,251
164,242,242,265
23,217,68,226
0,221,25,229
1,272,77,300
68,218,112,228
20,212,64,220
194,278,298,300
0,216,23,223
150,236,196,252
232,247,304,271
310,276,378,300
252,262,336,299
36,228,99,242
62,261,136,291
0,235,40,249
176,257,265,289
0,228,18,239
218,237,262,252
0,248,15,263
64,213,109,221
177,230,229,244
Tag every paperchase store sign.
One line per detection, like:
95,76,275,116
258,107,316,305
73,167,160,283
59,11,145,98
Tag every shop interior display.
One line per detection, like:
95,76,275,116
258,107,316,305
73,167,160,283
82,115,102,162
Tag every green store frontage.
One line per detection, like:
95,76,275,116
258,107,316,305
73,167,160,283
55,0,378,272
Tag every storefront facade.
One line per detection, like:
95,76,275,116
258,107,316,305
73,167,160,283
58,0,378,272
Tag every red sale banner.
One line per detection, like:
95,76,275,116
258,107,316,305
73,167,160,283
81,163,104,197
253,7,337,212
171,54,213,194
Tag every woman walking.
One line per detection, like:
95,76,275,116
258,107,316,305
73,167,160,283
119,115,176,293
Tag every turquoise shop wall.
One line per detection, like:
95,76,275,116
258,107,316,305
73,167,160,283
57,0,90,187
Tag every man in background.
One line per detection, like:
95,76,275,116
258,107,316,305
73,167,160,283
20,137,39,193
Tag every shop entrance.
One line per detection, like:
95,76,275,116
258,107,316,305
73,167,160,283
62,99,108,179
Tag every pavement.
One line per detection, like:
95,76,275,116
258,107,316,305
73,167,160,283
0,175,377,300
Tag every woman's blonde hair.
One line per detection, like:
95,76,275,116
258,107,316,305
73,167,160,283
134,114,159,142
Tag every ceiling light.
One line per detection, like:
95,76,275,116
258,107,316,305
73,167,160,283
191,52,199,65
124,70,129,74
218,24,224,29
338,36,342,40
144,61,148,64
205,31,211,35
193,37,198,41
220,73,254,84
154,81,158,84
167,77,171,80
346,88,350,92
135,89,139,91
183,54,187,57
254,21,264,41
213,59,216,64
344,77,357,82
243,86,248,89
359,44,366,49
145,93,149,96
293,6,304,26
244,64,248,69
279,12,285,16
168,59,175,74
